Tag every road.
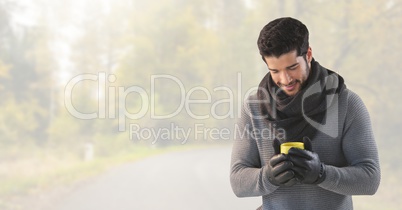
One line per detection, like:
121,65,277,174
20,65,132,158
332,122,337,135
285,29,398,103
50,146,261,210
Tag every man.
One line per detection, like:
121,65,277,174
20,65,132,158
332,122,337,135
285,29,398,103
230,17,380,210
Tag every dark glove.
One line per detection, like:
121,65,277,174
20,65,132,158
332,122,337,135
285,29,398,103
267,139,298,186
288,137,326,184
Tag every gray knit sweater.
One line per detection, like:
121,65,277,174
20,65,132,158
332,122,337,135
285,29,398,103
230,89,380,210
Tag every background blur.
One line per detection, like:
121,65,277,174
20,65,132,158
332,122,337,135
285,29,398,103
1,0,401,209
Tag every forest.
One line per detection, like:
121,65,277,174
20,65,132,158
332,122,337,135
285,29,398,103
1,0,401,209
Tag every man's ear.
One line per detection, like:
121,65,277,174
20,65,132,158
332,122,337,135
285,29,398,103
305,46,313,70
306,46,313,63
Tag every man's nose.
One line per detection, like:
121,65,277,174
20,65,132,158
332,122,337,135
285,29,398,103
280,71,292,85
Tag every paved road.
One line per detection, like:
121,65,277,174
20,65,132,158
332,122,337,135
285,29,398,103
51,146,261,210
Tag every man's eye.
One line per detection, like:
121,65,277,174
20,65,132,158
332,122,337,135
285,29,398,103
289,66,298,70
270,70,278,74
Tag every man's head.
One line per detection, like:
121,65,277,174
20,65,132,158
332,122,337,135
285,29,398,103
257,17,312,96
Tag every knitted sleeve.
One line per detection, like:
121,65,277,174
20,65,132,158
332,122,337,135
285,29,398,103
230,101,278,197
318,91,381,195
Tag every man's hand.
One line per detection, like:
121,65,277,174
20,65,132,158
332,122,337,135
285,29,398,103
287,137,326,184
267,139,298,186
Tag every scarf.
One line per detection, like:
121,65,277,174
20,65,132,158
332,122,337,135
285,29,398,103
257,59,346,142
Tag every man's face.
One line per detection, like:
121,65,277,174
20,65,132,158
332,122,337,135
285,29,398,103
264,48,312,96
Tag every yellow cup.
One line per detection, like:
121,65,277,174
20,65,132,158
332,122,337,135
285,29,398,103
280,142,304,154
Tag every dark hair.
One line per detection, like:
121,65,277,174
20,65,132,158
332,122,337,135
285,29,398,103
257,17,309,61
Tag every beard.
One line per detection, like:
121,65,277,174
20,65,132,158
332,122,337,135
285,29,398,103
276,61,310,96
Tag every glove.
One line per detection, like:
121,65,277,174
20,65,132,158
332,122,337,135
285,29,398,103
288,137,326,184
267,139,298,187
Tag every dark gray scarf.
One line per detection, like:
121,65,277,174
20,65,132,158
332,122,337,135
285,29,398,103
257,59,346,142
